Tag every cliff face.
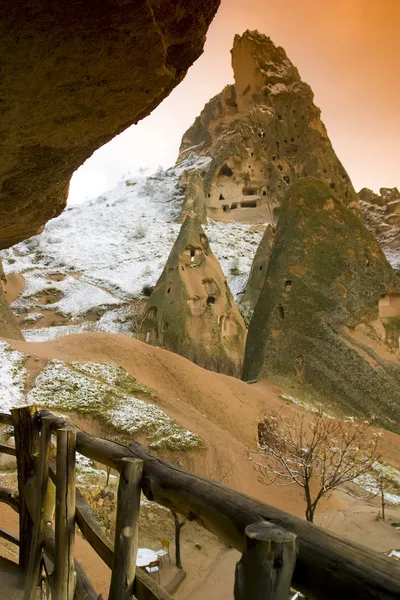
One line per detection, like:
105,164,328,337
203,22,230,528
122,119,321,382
177,30,358,224
0,0,220,249
243,178,400,430
360,187,400,272
140,217,246,376
239,224,275,324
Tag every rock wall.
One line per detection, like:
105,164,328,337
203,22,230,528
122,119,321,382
0,0,220,249
243,178,400,430
140,217,246,376
359,187,400,264
177,30,358,224
239,224,275,324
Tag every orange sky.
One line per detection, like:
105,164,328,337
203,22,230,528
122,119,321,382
69,0,399,204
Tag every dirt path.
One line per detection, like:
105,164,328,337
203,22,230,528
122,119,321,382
179,548,239,600
0,556,37,600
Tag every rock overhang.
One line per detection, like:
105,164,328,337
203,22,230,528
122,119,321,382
0,0,220,249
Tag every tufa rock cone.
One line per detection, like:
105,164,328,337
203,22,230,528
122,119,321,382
140,217,246,376
243,177,400,430
177,30,358,224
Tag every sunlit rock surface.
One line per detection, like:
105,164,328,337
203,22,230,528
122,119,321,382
177,30,358,224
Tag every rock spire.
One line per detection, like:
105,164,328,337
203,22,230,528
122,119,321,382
140,217,246,376
243,178,400,430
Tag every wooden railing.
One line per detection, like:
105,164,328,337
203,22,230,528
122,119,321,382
0,406,399,600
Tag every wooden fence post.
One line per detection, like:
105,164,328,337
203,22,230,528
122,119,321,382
108,458,143,600
234,521,297,600
11,405,40,570
54,427,77,600
24,415,52,600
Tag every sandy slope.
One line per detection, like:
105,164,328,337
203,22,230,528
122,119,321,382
9,332,306,515
2,331,400,598
7,332,400,508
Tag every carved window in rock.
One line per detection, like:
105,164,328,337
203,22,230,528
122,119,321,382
203,278,220,298
183,246,204,266
241,200,257,208
144,307,158,344
242,186,258,196
188,296,204,316
199,234,208,249
219,315,237,338
219,163,233,177
284,280,293,293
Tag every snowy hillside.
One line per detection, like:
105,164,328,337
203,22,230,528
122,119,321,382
1,157,264,341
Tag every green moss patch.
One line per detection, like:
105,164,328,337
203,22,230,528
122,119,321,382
28,360,201,451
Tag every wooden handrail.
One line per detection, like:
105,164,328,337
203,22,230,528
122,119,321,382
0,442,16,456
0,526,19,546
2,409,400,600
39,410,400,600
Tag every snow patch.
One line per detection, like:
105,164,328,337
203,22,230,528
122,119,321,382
28,360,201,451
1,157,262,334
0,341,27,413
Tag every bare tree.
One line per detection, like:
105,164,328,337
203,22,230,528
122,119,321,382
251,410,381,522
171,510,186,569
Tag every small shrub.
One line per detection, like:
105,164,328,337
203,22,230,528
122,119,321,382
132,225,146,239
230,258,241,276
142,285,154,297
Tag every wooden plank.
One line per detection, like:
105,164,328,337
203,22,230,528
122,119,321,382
0,483,98,600
74,488,173,600
0,441,16,456
24,415,52,600
0,486,19,512
54,427,77,600
11,405,40,570
49,462,171,600
43,521,98,600
234,522,297,600
40,411,400,600
0,526,20,546
108,458,143,600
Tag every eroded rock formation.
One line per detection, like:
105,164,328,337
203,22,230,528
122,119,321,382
359,188,400,271
140,217,246,376
243,178,400,430
0,0,220,249
177,30,358,224
0,259,23,340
